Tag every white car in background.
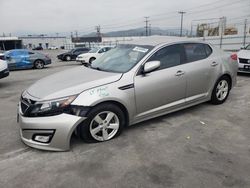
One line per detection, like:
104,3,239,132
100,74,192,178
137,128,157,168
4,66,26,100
237,44,250,73
48,46,59,50
76,46,113,64
0,52,4,60
0,58,9,79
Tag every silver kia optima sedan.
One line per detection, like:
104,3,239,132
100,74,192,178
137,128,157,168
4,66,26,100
18,36,238,151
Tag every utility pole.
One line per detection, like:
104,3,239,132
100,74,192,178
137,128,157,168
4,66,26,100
149,24,152,36
190,23,193,37
219,17,226,49
243,19,247,47
144,17,149,36
178,11,186,37
95,25,101,38
75,30,78,38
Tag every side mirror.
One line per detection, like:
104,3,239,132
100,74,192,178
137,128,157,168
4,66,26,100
142,61,160,74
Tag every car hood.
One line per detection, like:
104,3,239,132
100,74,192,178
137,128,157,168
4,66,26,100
238,50,250,59
26,66,122,101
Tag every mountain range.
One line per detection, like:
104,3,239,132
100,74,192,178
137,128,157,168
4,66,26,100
83,27,190,37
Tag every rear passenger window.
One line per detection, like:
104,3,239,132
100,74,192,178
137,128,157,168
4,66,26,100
204,44,212,57
148,44,183,70
183,43,207,63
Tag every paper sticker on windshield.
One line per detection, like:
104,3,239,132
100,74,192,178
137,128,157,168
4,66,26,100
133,47,149,53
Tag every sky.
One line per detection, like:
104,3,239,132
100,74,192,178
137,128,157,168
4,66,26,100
0,0,249,36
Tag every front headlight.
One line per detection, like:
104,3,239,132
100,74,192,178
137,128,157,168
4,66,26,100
29,95,77,116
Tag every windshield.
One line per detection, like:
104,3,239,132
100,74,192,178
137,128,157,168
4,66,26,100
91,44,153,73
246,44,250,50
69,49,75,53
88,48,100,53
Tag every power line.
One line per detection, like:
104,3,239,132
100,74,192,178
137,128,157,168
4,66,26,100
77,0,246,33
64,0,250,36
100,0,249,32
16,0,250,37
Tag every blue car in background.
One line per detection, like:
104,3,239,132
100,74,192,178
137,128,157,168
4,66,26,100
5,49,51,70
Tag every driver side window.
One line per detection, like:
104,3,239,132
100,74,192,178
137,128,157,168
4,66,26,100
148,44,183,70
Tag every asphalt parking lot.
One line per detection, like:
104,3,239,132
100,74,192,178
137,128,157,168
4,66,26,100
0,50,250,188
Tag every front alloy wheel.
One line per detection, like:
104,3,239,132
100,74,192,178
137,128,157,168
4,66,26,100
90,111,120,141
78,103,125,142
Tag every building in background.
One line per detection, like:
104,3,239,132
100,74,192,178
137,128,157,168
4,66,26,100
0,37,22,51
20,35,71,49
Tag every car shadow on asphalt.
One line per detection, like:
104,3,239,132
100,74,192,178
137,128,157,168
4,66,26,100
237,72,250,77
0,81,10,88
69,103,208,151
9,67,51,72
126,103,206,131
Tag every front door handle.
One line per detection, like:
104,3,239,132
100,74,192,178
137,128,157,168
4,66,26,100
175,70,185,76
211,62,218,67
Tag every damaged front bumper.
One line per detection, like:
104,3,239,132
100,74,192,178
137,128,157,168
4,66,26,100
18,112,86,151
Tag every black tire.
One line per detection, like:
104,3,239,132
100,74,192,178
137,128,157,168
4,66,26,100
78,103,126,143
89,57,96,64
34,60,45,69
65,55,71,61
210,75,231,105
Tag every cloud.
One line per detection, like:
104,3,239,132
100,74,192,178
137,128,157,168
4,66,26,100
0,0,248,36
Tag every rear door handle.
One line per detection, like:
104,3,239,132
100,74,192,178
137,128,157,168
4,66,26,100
211,62,218,67
175,70,185,76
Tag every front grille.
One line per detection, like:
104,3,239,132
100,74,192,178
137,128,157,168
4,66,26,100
239,58,250,64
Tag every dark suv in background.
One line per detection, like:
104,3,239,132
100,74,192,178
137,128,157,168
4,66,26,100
57,47,90,61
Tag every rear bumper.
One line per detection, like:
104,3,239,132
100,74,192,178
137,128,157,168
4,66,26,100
0,68,9,79
18,112,86,151
238,68,250,73
44,59,52,65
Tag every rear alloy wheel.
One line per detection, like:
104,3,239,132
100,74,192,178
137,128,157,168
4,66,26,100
211,76,230,104
65,55,71,61
34,60,45,69
79,104,125,142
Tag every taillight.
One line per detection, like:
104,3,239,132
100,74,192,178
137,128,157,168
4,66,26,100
230,53,237,61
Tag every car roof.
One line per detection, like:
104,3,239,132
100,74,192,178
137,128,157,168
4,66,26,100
121,36,203,47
